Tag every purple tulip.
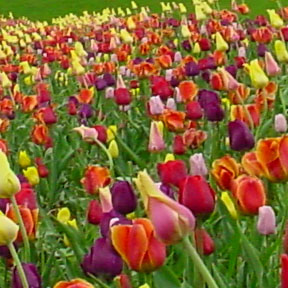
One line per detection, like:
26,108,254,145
159,183,175,199
201,71,211,83
111,181,137,215
203,103,225,122
170,77,180,87
185,62,200,77
228,120,255,151
0,198,9,213
0,245,12,258
12,263,42,288
182,40,192,52
133,58,143,65
78,104,93,119
100,210,132,237
81,237,123,277
103,73,116,86
68,96,79,105
225,65,238,78
257,44,268,57
95,78,107,91
198,90,221,109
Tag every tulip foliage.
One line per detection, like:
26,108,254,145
1,1,288,288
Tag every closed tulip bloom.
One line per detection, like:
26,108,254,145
247,59,269,89
114,274,133,288
179,175,215,215
215,32,229,51
185,61,200,77
203,103,225,122
267,9,284,28
281,254,288,288
23,167,40,186
257,206,276,235
73,125,99,143
114,88,132,106
53,279,94,288
186,101,203,120
0,151,21,198
189,153,208,177
135,170,195,245
12,263,42,288
198,90,221,109
81,237,123,277
275,114,287,133
220,192,238,219
148,96,164,115
166,98,176,110
179,81,198,103
157,160,187,187
108,140,119,158
148,121,166,152
257,44,268,57
87,200,103,225
111,181,137,215
18,151,31,168
173,135,187,155
231,175,266,214
265,52,281,76
111,218,166,272
195,228,215,255
275,40,288,63
228,120,255,151
0,213,19,245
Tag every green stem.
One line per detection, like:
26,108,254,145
7,242,29,288
87,273,110,288
10,195,30,262
183,237,219,288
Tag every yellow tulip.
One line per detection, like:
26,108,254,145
23,166,40,186
267,9,283,28
139,285,150,288
127,17,136,30
215,32,229,52
195,5,206,21
201,2,213,14
193,43,201,54
120,29,133,44
20,61,31,74
74,41,88,57
181,25,191,38
220,192,238,219
107,125,117,142
0,72,12,88
179,3,187,13
274,40,288,63
244,59,269,89
18,151,31,168
0,213,19,245
57,207,71,224
0,151,21,198
164,153,175,162
108,140,119,158
131,1,138,9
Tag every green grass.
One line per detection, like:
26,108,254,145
0,0,279,21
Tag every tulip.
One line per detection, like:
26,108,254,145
81,166,111,195
114,88,132,106
87,200,103,225
93,125,107,143
257,206,276,235
0,213,19,245
73,125,99,143
245,59,269,89
114,274,133,288
181,25,191,38
134,170,195,245
186,101,203,120
173,135,186,155
148,96,164,115
166,98,176,110
195,228,215,255
179,81,198,103
228,120,255,151
189,153,208,177
257,44,268,57
108,140,119,158
107,125,117,142
264,52,281,76
53,279,94,288
275,40,288,63
157,160,187,187
111,181,137,215
35,158,49,178
185,62,200,77
203,103,225,122
12,263,42,288
220,192,238,219
148,121,166,152
231,175,266,214
282,254,288,288
267,9,284,28
111,218,166,272
22,167,40,186
0,150,21,198
275,114,288,133
179,175,215,215
211,155,240,190
215,32,229,52
81,237,123,277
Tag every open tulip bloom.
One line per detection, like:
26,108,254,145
1,1,288,287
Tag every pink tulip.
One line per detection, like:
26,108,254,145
148,96,165,115
174,52,182,63
275,114,287,133
166,98,176,110
257,206,276,235
265,52,281,76
189,153,208,177
148,121,166,152
105,87,115,99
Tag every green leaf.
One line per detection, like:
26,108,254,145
153,266,181,288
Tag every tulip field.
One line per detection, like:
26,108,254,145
1,0,288,287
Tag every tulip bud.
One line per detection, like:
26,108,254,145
195,228,215,255
267,9,284,28
257,205,276,235
281,254,288,288
108,140,119,158
12,263,42,288
114,274,133,288
275,114,287,133
148,121,166,152
264,52,281,76
23,167,40,186
111,181,137,215
220,192,238,219
87,200,103,225
0,213,19,245
18,151,31,168
215,32,229,52
275,40,288,63
173,135,186,155
107,125,117,142
189,153,208,177
148,96,164,115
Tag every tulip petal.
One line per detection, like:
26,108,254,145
111,225,130,264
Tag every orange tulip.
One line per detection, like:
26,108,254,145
179,81,198,103
211,155,241,190
228,84,250,104
231,175,266,214
230,104,260,128
77,88,94,104
111,218,166,272
31,124,50,145
81,166,111,195
53,279,94,288
255,81,277,111
241,152,267,178
21,95,38,113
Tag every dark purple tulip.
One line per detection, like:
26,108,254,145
170,77,180,87
133,58,143,65
34,41,42,50
12,263,42,288
17,174,28,183
220,19,230,26
198,89,220,109
0,245,11,258
95,78,107,91
228,120,255,151
167,40,176,50
100,210,132,238
225,65,238,78
257,44,268,57
103,73,116,86
185,62,200,77
204,103,225,122
111,181,137,215
9,72,18,82
87,52,95,60
146,58,154,64
182,40,192,52
0,198,9,213
201,71,211,83
68,96,79,105
159,183,175,199
81,237,123,277
78,104,93,119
